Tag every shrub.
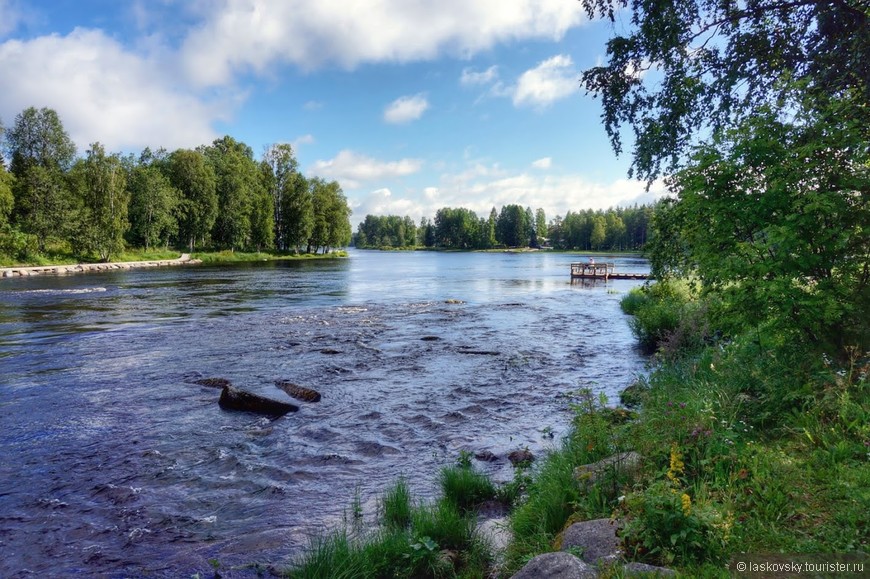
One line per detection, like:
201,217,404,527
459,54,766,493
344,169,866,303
620,286,649,315
618,480,732,566
0,226,39,264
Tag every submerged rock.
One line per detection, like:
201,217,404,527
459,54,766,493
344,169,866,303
194,377,232,389
275,380,322,403
219,386,298,417
474,450,499,462
507,449,535,466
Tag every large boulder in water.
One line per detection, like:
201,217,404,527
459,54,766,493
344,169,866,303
219,386,298,417
275,380,322,403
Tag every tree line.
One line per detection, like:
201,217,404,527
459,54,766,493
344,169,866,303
0,107,352,263
354,203,653,251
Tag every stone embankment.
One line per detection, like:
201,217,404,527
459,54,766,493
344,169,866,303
0,254,201,278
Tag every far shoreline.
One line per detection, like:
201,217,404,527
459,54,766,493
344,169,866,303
0,250,348,279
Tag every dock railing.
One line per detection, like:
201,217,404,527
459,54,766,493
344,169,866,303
570,262,615,279
570,262,649,281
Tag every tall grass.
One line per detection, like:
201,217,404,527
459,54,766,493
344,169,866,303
288,466,493,578
381,477,412,530
439,464,497,513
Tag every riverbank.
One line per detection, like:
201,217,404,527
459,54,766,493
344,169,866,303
191,249,348,263
0,250,349,278
0,253,202,278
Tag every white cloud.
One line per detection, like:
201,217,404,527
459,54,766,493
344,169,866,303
0,0,24,38
384,94,429,124
310,150,423,189
293,134,315,148
532,157,552,169
351,188,425,222
0,28,225,152
180,0,585,86
303,100,324,111
513,54,579,109
460,65,498,86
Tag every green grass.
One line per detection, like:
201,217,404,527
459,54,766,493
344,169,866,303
114,249,181,261
439,464,497,513
287,470,492,578
381,477,412,530
0,241,348,267
192,249,347,263
501,281,869,574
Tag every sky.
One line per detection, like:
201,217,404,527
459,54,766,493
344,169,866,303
0,0,666,227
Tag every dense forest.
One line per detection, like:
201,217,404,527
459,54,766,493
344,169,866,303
0,107,352,263
354,203,654,251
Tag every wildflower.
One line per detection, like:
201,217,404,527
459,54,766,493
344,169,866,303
667,443,685,484
721,512,735,542
681,493,692,516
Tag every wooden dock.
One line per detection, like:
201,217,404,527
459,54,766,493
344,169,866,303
570,262,649,280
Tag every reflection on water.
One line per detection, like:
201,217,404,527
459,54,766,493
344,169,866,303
0,250,649,577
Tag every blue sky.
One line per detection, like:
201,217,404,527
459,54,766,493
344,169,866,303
0,0,665,226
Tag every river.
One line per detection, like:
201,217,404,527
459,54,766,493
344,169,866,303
0,249,649,577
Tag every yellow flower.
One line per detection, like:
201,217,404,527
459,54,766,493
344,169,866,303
667,443,685,485
681,493,692,516
721,512,734,542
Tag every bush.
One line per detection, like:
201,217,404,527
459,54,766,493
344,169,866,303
620,286,649,315
0,226,39,265
622,280,713,356
618,480,732,566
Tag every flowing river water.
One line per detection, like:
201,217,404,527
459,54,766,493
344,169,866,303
0,250,649,577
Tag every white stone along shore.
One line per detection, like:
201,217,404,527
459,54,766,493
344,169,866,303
0,253,202,278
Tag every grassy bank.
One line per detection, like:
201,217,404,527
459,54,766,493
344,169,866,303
283,280,868,578
191,249,347,264
500,283,868,576
0,247,347,267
